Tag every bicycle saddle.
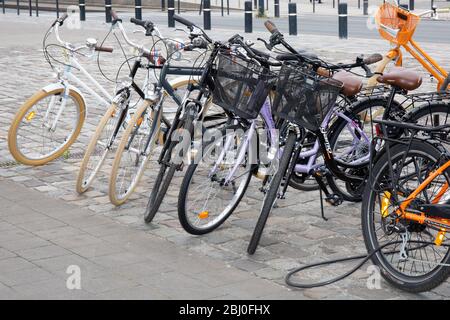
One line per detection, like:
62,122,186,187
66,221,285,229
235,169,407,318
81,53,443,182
377,67,422,91
332,71,363,97
276,50,318,61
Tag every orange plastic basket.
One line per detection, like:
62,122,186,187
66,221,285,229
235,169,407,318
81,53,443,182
375,3,420,45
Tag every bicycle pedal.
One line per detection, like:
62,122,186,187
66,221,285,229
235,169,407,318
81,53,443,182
325,194,343,206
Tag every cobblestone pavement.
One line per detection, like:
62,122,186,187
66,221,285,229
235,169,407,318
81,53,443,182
0,13,449,299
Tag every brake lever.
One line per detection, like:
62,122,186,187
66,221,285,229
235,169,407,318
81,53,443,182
257,38,272,50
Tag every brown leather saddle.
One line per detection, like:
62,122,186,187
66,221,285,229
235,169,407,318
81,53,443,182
376,67,422,91
332,71,363,97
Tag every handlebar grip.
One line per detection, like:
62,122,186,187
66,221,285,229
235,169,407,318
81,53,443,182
317,67,331,78
173,14,195,29
264,20,279,34
60,13,68,24
130,17,146,27
111,10,119,21
363,53,383,65
95,46,114,53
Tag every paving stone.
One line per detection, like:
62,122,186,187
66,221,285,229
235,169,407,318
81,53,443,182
16,245,71,261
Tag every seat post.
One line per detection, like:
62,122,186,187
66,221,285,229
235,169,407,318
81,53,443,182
382,86,398,120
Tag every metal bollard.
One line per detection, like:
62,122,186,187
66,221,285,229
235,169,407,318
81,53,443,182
245,1,252,33
409,0,414,10
338,2,348,39
56,0,59,18
258,0,264,16
227,0,229,14
17,0,20,15
358,0,360,8
168,0,174,27
161,0,165,11
105,0,111,22
363,0,368,15
36,0,39,16
2,0,5,14
177,0,180,13
29,0,32,16
135,0,142,19
288,3,297,36
274,0,279,17
79,0,85,21
203,0,211,30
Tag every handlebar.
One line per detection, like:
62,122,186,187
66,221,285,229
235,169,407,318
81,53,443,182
95,45,114,53
362,53,383,65
173,14,196,30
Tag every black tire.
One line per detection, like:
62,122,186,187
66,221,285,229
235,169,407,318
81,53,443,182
247,131,297,255
362,140,450,292
144,114,194,223
178,125,254,235
406,101,450,126
327,97,400,202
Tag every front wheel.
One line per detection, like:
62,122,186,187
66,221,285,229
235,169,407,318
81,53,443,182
362,140,450,292
177,125,255,235
247,131,297,255
76,102,121,194
144,113,195,223
8,88,85,166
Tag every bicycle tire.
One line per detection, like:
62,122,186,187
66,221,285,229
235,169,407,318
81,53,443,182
178,124,255,235
247,130,297,255
8,88,85,166
144,113,195,223
76,102,119,194
362,140,450,292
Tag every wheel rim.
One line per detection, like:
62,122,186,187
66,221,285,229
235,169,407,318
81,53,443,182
15,92,81,161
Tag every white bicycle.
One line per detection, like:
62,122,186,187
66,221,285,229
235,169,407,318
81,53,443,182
8,14,114,166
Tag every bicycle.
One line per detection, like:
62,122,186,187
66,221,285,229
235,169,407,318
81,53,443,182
8,14,114,166
176,33,385,235
108,13,226,206
362,101,450,292
244,20,434,255
369,0,450,92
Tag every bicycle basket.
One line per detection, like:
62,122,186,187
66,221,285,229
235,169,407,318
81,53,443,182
212,53,274,120
375,3,420,45
272,64,343,132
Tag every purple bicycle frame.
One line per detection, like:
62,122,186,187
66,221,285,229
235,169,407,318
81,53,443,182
220,98,371,184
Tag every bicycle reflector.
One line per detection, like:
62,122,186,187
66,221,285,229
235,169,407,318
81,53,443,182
435,230,446,246
381,191,391,218
25,111,36,121
198,211,209,219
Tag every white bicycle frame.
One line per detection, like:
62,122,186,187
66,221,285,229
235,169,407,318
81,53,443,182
43,21,113,132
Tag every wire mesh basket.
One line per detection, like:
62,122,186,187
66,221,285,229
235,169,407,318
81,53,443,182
272,63,343,131
212,53,274,120
375,3,420,45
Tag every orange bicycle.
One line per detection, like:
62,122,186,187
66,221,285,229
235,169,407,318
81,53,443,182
362,110,450,292
368,1,450,92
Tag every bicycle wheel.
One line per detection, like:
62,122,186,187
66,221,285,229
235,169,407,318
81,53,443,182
109,100,156,205
362,140,450,292
327,97,396,202
8,88,85,166
76,102,121,194
406,101,450,127
144,113,195,223
247,130,297,255
178,124,255,235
